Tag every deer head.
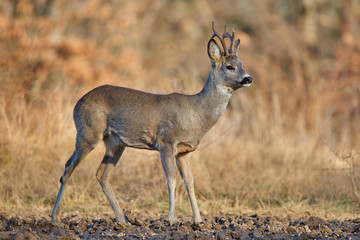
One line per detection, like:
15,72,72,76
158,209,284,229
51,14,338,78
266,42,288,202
207,21,252,92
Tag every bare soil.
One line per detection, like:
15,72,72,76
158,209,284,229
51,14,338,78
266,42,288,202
1,212,359,240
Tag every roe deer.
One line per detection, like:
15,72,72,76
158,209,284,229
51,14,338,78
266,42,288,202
51,22,252,225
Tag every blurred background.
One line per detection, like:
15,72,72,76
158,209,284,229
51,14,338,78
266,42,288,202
0,0,359,216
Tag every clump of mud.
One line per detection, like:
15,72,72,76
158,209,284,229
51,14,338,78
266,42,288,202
0,212,359,239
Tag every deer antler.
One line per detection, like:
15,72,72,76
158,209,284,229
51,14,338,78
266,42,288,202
211,21,235,56
227,28,235,54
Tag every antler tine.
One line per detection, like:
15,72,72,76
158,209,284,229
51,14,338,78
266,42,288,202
223,24,227,38
227,27,235,54
211,21,229,56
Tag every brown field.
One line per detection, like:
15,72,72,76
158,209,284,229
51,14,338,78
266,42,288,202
0,0,359,239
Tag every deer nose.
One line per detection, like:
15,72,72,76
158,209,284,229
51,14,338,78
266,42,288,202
241,76,252,85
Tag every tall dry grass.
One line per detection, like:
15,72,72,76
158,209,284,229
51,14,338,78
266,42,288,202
0,0,359,217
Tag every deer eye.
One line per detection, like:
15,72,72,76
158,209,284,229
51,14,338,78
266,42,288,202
226,65,235,71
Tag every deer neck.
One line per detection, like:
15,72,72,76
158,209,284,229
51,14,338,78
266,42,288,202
195,70,233,130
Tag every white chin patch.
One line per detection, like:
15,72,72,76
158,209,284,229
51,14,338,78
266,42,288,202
242,83,252,87
217,85,233,95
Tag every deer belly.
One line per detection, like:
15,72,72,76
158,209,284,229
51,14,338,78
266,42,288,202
104,127,157,151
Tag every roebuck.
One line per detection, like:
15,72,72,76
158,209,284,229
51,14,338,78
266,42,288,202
51,22,252,225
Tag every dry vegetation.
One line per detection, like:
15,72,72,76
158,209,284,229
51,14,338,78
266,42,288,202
0,0,359,220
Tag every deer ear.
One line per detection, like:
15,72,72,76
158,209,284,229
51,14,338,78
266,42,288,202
233,39,240,55
208,39,222,62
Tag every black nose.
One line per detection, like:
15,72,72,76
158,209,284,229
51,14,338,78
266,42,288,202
242,76,252,85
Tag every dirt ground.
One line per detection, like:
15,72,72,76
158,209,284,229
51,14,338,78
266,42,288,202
1,211,359,240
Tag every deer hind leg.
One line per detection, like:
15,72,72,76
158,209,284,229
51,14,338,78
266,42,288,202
96,143,126,223
51,120,104,222
160,144,177,225
176,153,202,224
51,144,94,222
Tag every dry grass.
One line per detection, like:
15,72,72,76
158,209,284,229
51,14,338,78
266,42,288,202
0,0,359,218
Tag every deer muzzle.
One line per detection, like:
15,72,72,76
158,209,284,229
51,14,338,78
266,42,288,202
238,76,252,87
